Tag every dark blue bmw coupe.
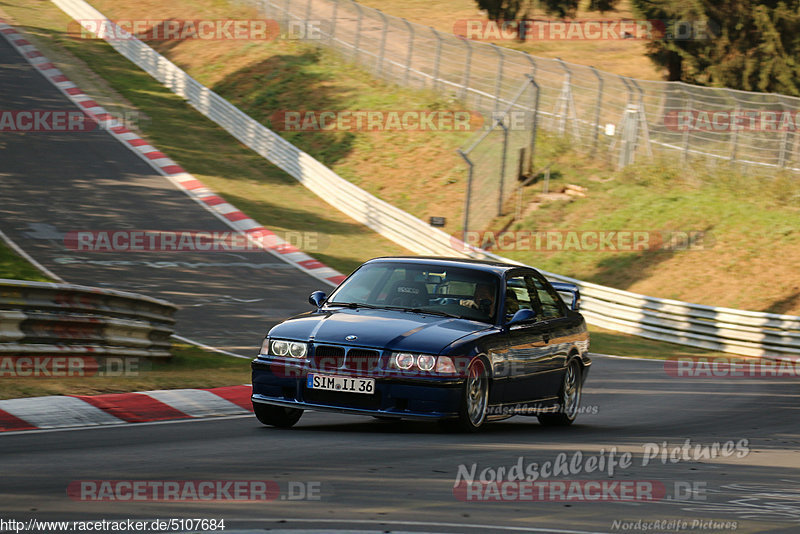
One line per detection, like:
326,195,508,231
251,256,590,431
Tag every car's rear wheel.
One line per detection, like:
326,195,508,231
253,402,303,428
448,358,489,432
538,359,582,427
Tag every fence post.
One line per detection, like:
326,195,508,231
353,2,363,63
402,18,415,85
619,105,640,168
728,89,740,162
458,149,474,242
491,43,504,112
524,53,537,78
376,10,389,76
497,118,509,216
460,38,473,100
631,78,652,157
554,58,579,139
616,76,634,168
329,0,339,46
305,0,313,27
282,0,291,26
681,85,692,164
777,95,791,168
525,74,540,175
431,27,443,91
590,66,603,155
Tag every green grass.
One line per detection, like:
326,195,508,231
495,148,800,314
0,240,52,282
0,343,252,400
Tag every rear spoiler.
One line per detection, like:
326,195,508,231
551,282,581,312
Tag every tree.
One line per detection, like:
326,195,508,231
475,0,526,20
476,0,621,20
631,0,800,95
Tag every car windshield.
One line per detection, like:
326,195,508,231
327,262,500,323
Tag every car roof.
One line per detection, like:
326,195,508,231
364,256,530,276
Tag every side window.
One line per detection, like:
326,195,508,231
530,275,565,320
504,275,533,319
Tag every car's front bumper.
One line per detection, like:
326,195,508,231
251,357,464,419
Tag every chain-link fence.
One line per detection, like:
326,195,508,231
458,77,539,234
255,0,800,232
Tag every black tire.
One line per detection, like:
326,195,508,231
538,359,582,427
253,402,303,428
446,358,489,432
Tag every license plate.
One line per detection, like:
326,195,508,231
307,374,375,394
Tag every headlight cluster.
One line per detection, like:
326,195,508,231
390,352,457,374
262,338,308,359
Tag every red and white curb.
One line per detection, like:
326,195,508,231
0,385,253,432
0,20,346,287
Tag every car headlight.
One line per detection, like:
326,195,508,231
391,352,450,373
269,340,308,358
271,340,289,356
288,342,308,359
417,354,436,371
393,352,415,370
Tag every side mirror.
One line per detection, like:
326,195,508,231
506,308,537,326
308,291,327,308
551,282,581,311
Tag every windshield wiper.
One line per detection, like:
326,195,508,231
327,302,382,309
390,307,463,319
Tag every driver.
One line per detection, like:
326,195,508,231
459,283,495,312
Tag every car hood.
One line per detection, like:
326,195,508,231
268,308,492,354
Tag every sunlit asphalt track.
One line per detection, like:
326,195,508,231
0,35,326,354
2,23,800,534
1,356,799,533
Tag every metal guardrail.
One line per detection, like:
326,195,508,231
507,263,800,359
0,278,177,358
50,0,800,360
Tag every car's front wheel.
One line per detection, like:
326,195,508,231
448,358,489,432
538,359,582,427
253,402,303,428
